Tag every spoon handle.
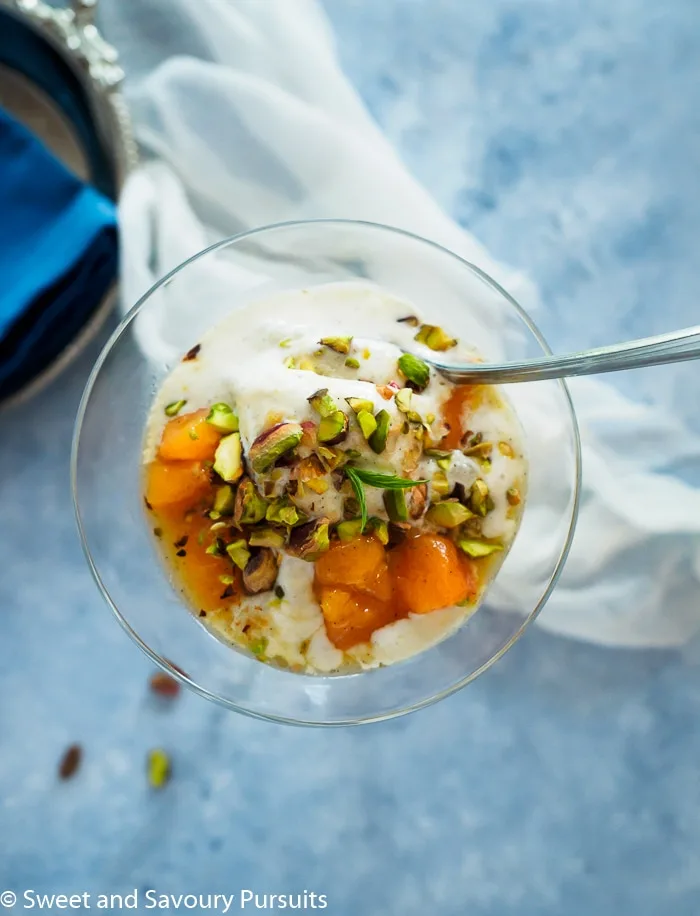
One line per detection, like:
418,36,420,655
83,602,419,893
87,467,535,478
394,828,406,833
434,325,700,384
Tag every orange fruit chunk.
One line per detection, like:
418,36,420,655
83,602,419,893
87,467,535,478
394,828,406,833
319,587,398,650
390,534,476,614
145,459,211,508
314,536,386,591
158,408,222,461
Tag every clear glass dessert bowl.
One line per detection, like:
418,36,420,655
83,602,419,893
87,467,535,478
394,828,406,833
71,219,581,726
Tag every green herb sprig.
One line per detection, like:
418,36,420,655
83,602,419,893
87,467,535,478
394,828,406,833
345,467,428,532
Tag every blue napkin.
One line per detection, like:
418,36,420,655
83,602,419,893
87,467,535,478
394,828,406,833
0,106,118,401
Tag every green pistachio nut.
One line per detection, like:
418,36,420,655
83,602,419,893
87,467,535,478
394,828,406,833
248,422,303,473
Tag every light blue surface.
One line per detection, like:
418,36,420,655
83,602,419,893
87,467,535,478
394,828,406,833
2,1,700,913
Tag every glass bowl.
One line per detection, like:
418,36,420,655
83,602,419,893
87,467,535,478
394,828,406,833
71,219,581,726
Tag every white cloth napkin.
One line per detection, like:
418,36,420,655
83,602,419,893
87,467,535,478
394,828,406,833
108,0,700,647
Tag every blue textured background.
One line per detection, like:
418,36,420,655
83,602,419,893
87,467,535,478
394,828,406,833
2,1,700,913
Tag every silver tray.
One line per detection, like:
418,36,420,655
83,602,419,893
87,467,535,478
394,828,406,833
0,0,136,409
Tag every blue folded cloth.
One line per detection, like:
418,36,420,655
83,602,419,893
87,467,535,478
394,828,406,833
0,106,118,401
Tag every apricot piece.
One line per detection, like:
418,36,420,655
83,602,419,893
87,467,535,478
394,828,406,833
158,408,222,461
319,587,397,650
314,536,385,590
390,534,476,614
145,459,211,508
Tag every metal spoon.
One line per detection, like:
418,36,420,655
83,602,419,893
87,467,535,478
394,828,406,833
430,324,700,385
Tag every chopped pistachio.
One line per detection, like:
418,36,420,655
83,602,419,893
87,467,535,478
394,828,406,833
357,410,378,441
317,411,349,445
363,348,371,360
213,484,235,516
188,429,199,440
383,488,408,523
457,538,504,558
209,521,228,532
345,357,361,369
426,500,474,528
306,477,329,494
279,338,292,348
317,445,344,471
432,470,450,497
226,539,251,570
506,487,522,506
397,315,420,327
266,498,301,527
248,422,303,473
464,441,493,458
283,356,296,369
319,336,353,355
213,432,243,482
366,516,389,545
425,448,452,460
308,388,338,418
336,518,364,542
397,353,430,391
300,420,317,448
405,483,426,520
394,387,422,424
395,387,413,414
368,409,391,453
499,441,515,458
147,748,171,789
206,537,226,557
469,479,490,517
298,357,316,372
287,519,330,560
234,478,268,525
414,324,458,351
346,397,374,415
426,413,436,425
249,527,286,549
249,637,268,658
242,549,278,594
164,399,187,417
219,574,235,585
206,402,239,433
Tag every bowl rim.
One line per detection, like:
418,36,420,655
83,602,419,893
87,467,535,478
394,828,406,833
71,217,582,727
